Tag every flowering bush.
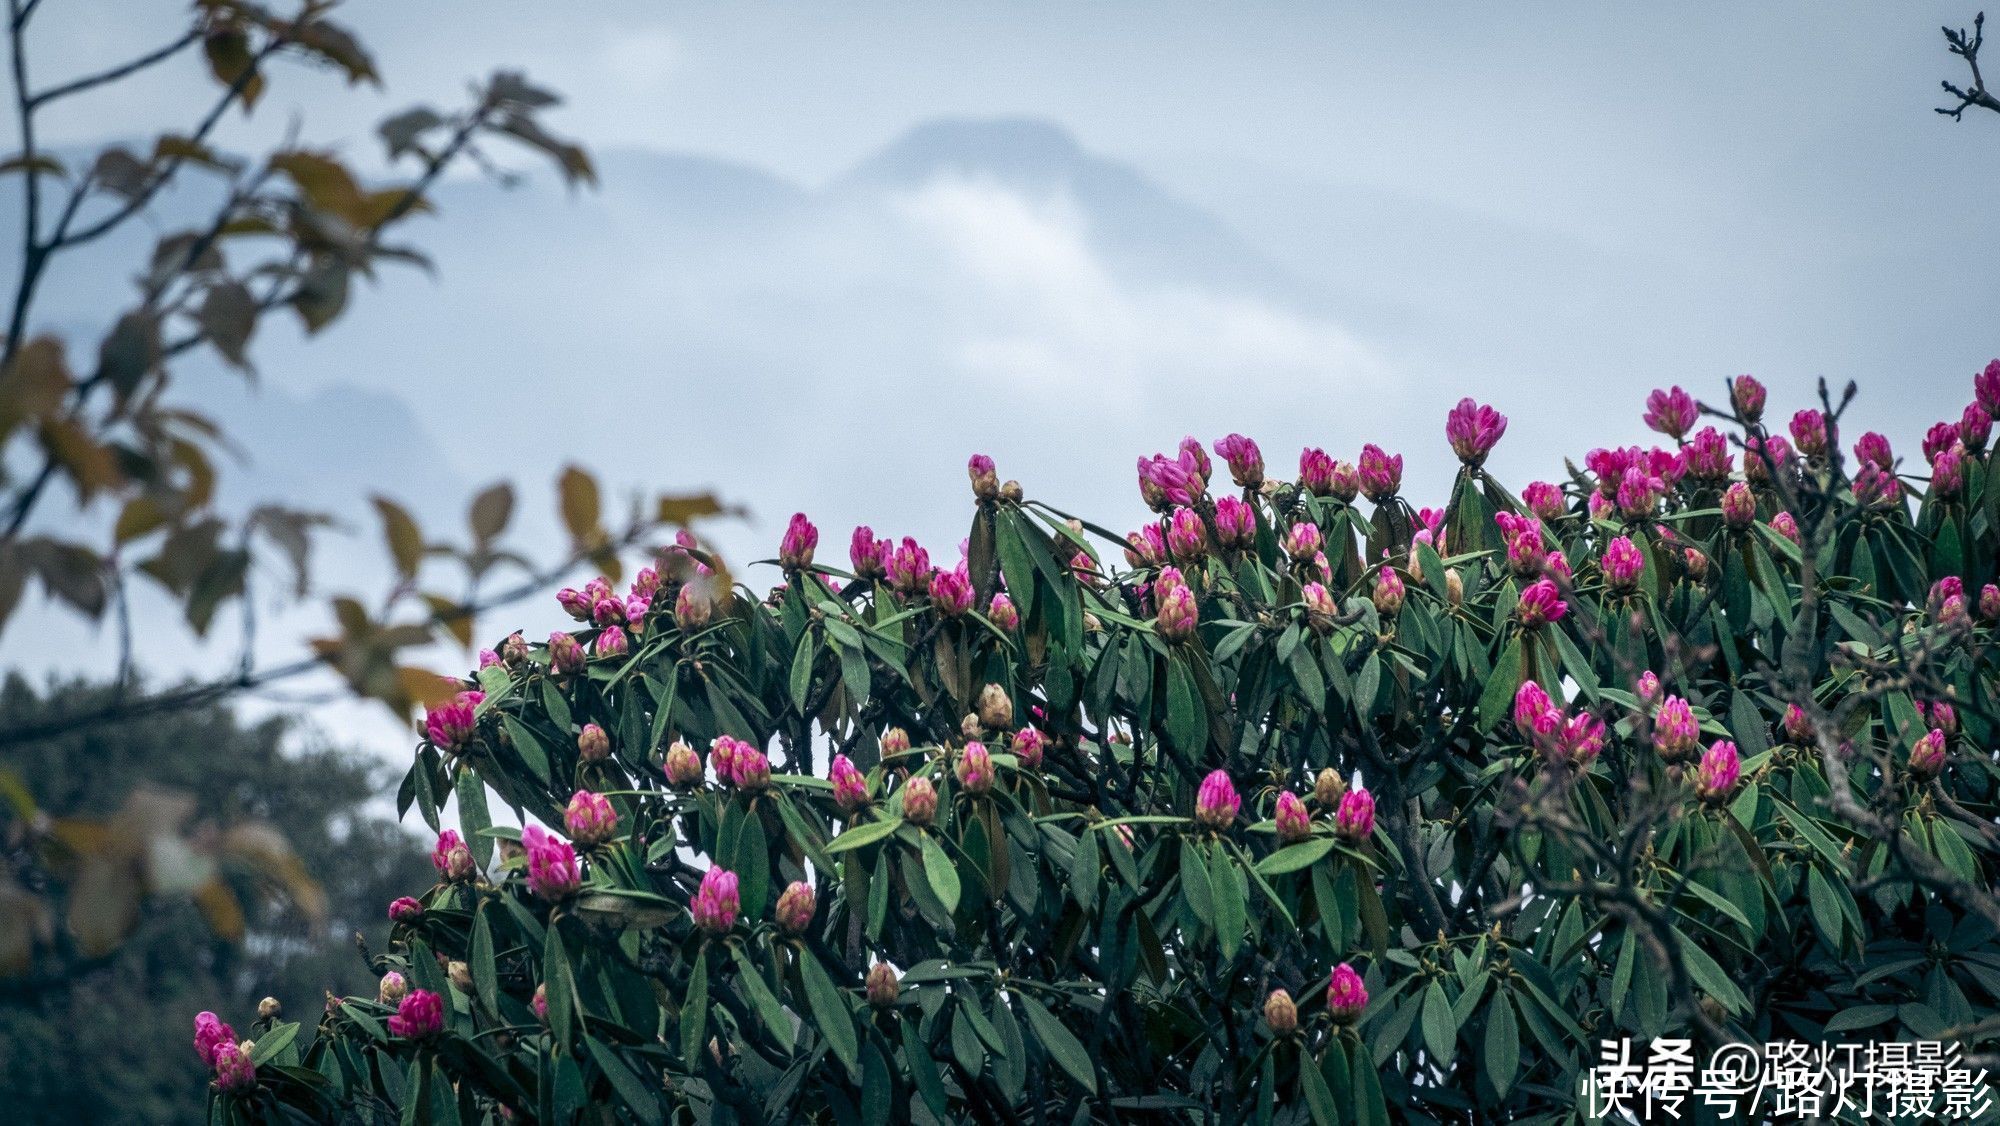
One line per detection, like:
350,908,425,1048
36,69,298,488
203,368,2000,1122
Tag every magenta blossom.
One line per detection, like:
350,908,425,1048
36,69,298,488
1157,584,1199,641
1373,566,1406,617
1910,728,1949,779
594,625,630,659
1933,445,1967,498
1857,462,1908,505
1653,695,1700,761
1979,359,2000,415
967,453,999,500
1522,481,1566,522
211,1039,256,1093
1643,386,1698,439
987,592,1020,631
930,565,974,617
388,990,444,1039
850,526,890,579
1963,403,1992,452
1445,397,1508,465
1327,963,1369,1024
1743,435,1791,482
1790,409,1829,457
779,512,818,572
1924,421,1962,465
886,537,932,595
1298,447,1338,496
1283,520,1322,562
548,631,585,675
1166,507,1207,562
1636,670,1661,704
1984,583,2000,621
1213,496,1256,549
1180,436,1213,483
1125,524,1167,568
388,896,424,924
1721,482,1757,528
1693,740,1741,803
1302,581,1337,621
1513,681,1560,743
1770,511,1801,545
830,754,870,811
194,1011,237,1068
1194,769,1241,829
1515,578,1566,629
775,881,817,934
1731,374,1767,422
1357,444,1403,503
1137,448,1206,510
900,776,939,825
691,867,740,934
1854,431,1893,470
432,830,475,882
1782,703,1813,745
956,742,996,793
1274,791,1311,843
1214,433,1265,488
1335,787,1375,841
564,790,618,846
522,825,581,900
1013,726,1048,771
425,690,483,751
1560,712,1607,766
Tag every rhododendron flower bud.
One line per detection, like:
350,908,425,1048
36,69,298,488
1933,445,1967,498
1910,728,1948,779
1721,482,1757,528
1932,575,1966,618
532,984,548,1024
1299,447,1337,496
594,625,629,659
548,631,585,675
1215,433,1265,488
1790,409,1829,457
447,959,473,994
1964,404,1993,453
930,566,974,617
1372,566,1405,617
591,595,627,629
1770,511,1800,545
1195,769,1241,829
211,1039,256,1093
1335,787,1375,841
1180,435,1213,481
1561,712,1607,765
1515,578,1566,629
1682,548,1709,582
663,740,703,788
388,896,423,924
881,727,911,756
977,684,1013,730
956,742,995,793
978,591,1019,634
829,754,869,810
691,867,740,933
1283,520,1322,562
1264,988,1299,1035
867,962,901,1008
1854,431,1893,470
1314,767,1346,807
1602,536,1644,591
1730,374,1766,422
478,647,500,669
1918,700,1958,736
850,526,890,579
1302,581,1338,623
1213,496,1256,549
1744,435,1791,482
1327,460,1360,502
1166,507,1207,562
1445,397,1508,464
522,825,580,900
1413,506,1446,552
1693,740,1741,803
498,631,529,669
1587,491,1613,521
1444,567,1464,605
1124,524,1167,568
425,691,482,751
1326,963,1369,1024
1522,481,1565,522
1643,386,1697,439
378,971,408,1006
1684,428,1732,480
1513,681,1559,742
564,790,618,846
732,745,773,791
632,567,662,599
1156,584,1200,641
900,776,938,825
1137,449,1205,509
1853,463,1899,506
1274,791,1311,843
1653,696,1700,761
775,880,816,934
577,723,610,763
968,453,1000,500
1924,420,1962,465
1615,473,1663,519
1012,726,1047,770
1783,704,1814,744
388,989,444,1039
1983,583,2000,621
886,538,932,595
1977,358,2000,415
1636,670,1661,704
1357,444,1402,503
433,830,475,882
556,585,594,621
194,1011,237,1067
779,513,818,572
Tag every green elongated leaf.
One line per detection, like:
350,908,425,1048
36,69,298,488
680,954,708,1065
586,1036,662,1123
1165,657,1204,751
1421,980,1456,1067
826,816,904,853
788,632,817,713
1072,821,1100,909
1808,863,1844,950
921,832,962,914
1478,637,1524,731
499,715,551,786
469,904,499,1015
538,678,572,735
902,1014,951,1119
861,1039,893,1122
1016,991,1097,1094
800,952,858,1074
731,946,794,1050
1210,841,1246,960
1180,837,1214,929
545,925,576,1049
1675,928,1750,1015
456,768,492,868
1484,992,1520,1099
1551,626,1599,702
1256,836,1336,876
1823,1004,1898,1033
249,1021,300,1065
1299,1048,1339,1126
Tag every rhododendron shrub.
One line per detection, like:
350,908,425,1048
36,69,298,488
206,370,2000,1123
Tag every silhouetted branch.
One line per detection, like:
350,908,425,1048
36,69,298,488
1938,12,2000,120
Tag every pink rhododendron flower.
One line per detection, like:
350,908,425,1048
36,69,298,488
1274,790,1311,843
1326,963,1369,1023
432,830,475,882
779,512,818,571
1335,787,1375,841
1515,578,1566,628
1693,740,1741,803
1731,374,1766,422
1125,524,1167,568
830,754,870,810
930,566,974,617
1653,696,1700,760
956,742,995,794
1156,584,1199,641
522,825,580,900
886,537,932,595
967,453,999,500
1357,444,1403,502
1522,481,1565,522
1445,397,1508,464
1194,769,1240,829
1643,385,1698,439
564,790,618,846
691,867,740,933
1298,447,1338,496
1213,496,1256,549
775,880,817,934
850,526,890,579
1214,433,1264,488
425,690,483,750
387,989,444,1038
1283,520,1322,562
900,776,938,825
1790,409,1829,457
1166,507,1207,562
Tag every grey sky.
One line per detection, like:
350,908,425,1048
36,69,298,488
8,2,1999,762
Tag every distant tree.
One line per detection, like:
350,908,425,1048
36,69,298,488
0,675,433,1124
1939,12,1999,122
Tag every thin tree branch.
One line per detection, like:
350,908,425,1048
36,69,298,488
25,28,199,109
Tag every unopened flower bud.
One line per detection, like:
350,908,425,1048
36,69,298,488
1444,568,1464,606
866,962,900,1008
977,684,1014,730
1274,791,1311,843
691,868,740,934
901,776,938,825
1335,788,1375,841
448,961,473,994
532,984,548,1024
665,741,704,787
1194,769,1240,830
968,454,1000,501
1012,726,1046,770
1721,482,1756,529
881,728,911,756
775,880,817,934
258,997,282,1021
779,512,819,572
1910,728,1948,779
1371,567,1405,617
987,592,1019,631
1000,479,1024,502
388,896,423,924
1693,740,1741,803
1730,374,1766,422
1313,768,1346,808
378,971,409,1006
956,742,995,794
564,790,619,846
577,723,610,763
1326,963,1368,1024
1264,988,1298,1036
548,631,585,675
830,754,870,810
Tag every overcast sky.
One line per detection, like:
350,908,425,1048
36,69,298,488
9,2,2000,765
